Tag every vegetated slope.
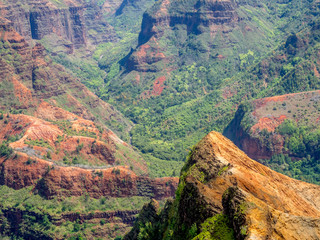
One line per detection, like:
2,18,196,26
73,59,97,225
96,0,320,163
0,17,179,240
0,17,131,138
222,19,320,184
224,90,320,184
125,132,320,240
0,0,119,50
0,0,156,137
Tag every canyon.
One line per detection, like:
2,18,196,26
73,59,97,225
0,6,178,239
1,0,320,239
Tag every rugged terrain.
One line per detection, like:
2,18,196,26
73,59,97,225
224,90,320,160
94,0,320,165
125,132,320,239
1,0,320,239
0,16,132,136
224,90,320,184
0,9,178,239
0,0,117,50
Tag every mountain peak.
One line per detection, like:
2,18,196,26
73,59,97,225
192,131,320,217
126,131,320,239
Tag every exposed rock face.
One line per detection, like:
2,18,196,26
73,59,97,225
0,154,178,199
0,19,131,133
0,14,179,201
224,90,320,160
0,0,87,48
138,0,238,45
124,0,239,72
125,132,320,239
83,0,118,45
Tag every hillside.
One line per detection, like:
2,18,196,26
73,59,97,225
0,16,132,137
1,0,320,238
125,132,320,239
0,11,179,240
224,90,320,184
92,0,320,163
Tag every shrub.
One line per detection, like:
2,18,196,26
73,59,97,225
0,144,13,158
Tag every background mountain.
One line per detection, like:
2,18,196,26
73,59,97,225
91,0,320,166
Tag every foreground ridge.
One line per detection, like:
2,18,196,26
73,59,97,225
125,131,320,240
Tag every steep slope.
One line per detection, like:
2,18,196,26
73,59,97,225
0,17,131,137
0,0,87,48
125,132,320,239
0,8,179,193
224,91,320,159
224,90,320,184
0,0,126,48
108,0,314,93
96,0,320,163
0,13,179,240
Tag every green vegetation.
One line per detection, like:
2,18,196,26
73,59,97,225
52,120,97,139
257,119,320,184
125,145,236,240
2,0,320,238
26,139,53,150
0,143,13,158
144,156,184,178
86,0,320,168
193,214,234,240
260,154,320,184
0,185,154,239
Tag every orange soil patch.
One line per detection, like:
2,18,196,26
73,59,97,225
0,153,178,199
12,76,34,105
155,52,165,59
136,44,150,58
0,24,24,43
251,115,287,133
7,114,63,149
253,90,320,111
135,74,141,84
196,132,320,223
151,76,166,96
156,0,170,17
35,101,78,121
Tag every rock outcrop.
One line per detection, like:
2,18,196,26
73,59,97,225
0,0,151,50
0,10,179,239
0,0,87,48
0,9,179,202
224,90,320,160
125,0,239,73
0,19,132,134
0,153,178,199
125,131,320,239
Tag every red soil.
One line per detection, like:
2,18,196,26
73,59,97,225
151,76,166,96
251,115,287,133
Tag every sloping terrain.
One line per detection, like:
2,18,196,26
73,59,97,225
1,0,320,238
0,12,179,240
0,17,131,138
94,0,320,163
125,132,320,239
224,90,320,184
